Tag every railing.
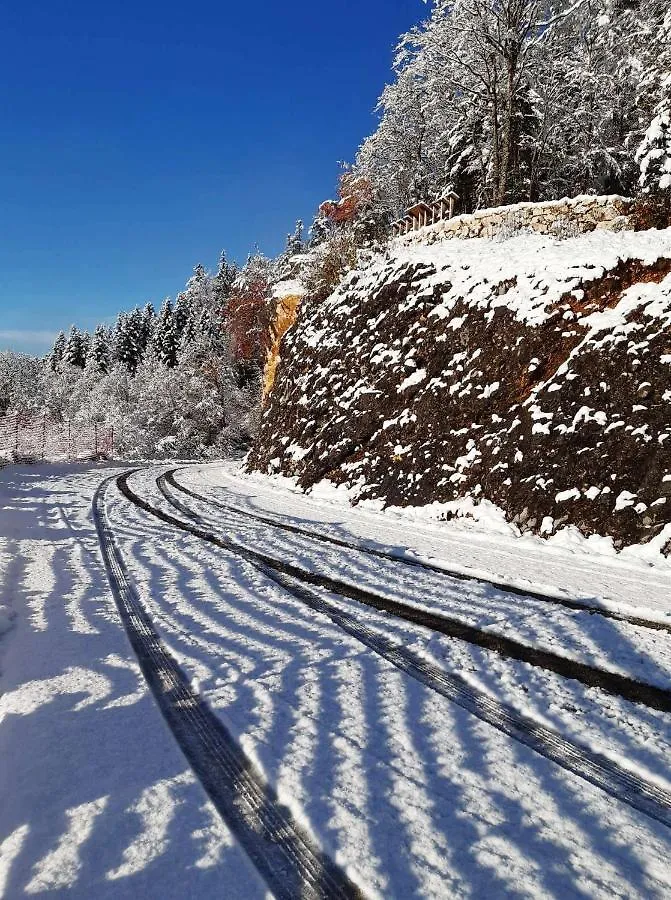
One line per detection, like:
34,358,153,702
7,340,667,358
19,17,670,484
392,191,460,236
0,413,114,462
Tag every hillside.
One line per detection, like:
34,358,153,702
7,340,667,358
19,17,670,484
248,223,671,552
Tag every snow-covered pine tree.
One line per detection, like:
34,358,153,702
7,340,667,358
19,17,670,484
114,310,144,373
153,298,180,368
213,251,238,305
63,326,87,368
81,331,92,364
276,221,306,279
287,220,304,256
48,331,66,372
308,211,333,247
140,303,156,355
637,107,671,193
90,324,111,374
636,6,671,194
174,292,192,335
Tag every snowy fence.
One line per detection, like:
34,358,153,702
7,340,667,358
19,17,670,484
0,413,114,463
396,194,635,244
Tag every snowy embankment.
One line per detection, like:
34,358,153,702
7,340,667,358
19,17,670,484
249,227,671,553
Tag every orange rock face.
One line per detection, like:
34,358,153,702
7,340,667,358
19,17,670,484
263,293,303,399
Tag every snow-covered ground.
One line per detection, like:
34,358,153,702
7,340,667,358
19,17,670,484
196,461,671,619
0,464,267,899
2,461,671,898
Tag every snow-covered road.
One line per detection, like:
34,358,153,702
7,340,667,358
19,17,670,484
2,462,671,898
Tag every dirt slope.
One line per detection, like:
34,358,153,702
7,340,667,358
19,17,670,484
248,228,671,549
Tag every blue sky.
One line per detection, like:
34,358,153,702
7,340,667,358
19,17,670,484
0,0,422,355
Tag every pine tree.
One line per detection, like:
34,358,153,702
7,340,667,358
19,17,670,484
286,220,305,255
48,331,66,372
214,251,238,300
115,310,144,373
90,324,111,374
174,292,191,334
210,252,238,345
153,299,180,368
308,212,333,247
636,6,671,194
637,107,671,193
140,303,156,355
63,326,87,368
81,331,92,364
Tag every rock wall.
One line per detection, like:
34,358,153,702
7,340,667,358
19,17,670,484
249,227,671,551
399,194,635,245
263,288,304,398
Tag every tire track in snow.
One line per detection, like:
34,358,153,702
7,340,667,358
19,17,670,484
155,471,671,713
118,470,671,830
166,468,671,636
93,473,365,900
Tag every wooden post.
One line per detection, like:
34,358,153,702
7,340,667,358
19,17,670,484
42,414,47,461
94,422,98,458
67,421,71,460
449,196,455,218
14,414,19,455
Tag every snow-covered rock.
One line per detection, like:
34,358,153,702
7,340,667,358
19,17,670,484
249,227,671,551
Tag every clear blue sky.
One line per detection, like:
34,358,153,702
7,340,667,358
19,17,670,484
0,0,422,355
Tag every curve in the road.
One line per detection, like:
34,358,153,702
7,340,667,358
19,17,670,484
154,471,671,715
93,473,365,900
165,468,671,636
115,471,671,830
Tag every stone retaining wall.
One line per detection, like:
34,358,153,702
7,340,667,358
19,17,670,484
397,194,635,244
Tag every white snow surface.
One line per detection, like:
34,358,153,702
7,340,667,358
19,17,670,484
0,464,267,899
272,278,306,300
2,461,671,898
337,227,671,333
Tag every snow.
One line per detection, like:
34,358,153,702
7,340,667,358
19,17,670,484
0,604,14,639
616,490,638,510
384,228,671,329
555,488,581,502
271,278,306,300
398,368,427,391
2,461,671,898
219,460,671,617
0,464,268,899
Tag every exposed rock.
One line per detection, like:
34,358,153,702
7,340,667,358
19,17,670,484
250,226,671,551
262,287,305,398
